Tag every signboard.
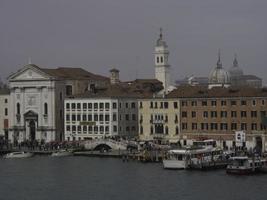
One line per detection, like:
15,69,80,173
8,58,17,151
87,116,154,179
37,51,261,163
235,131,246,146
80,121,96,126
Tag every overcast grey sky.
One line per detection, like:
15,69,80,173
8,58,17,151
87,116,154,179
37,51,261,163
0,0,266,84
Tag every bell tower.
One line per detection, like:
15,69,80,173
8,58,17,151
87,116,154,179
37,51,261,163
154,28,170,92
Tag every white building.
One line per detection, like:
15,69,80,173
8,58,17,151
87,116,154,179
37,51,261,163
154,28,171,93
0,87,10,139
64,88,138,141
8,64,109,143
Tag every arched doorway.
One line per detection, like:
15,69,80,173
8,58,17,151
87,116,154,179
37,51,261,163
29,120,36,141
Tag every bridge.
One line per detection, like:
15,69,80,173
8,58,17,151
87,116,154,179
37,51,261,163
83,139,130,151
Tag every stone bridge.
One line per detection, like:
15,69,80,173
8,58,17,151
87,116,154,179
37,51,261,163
83,139,129,151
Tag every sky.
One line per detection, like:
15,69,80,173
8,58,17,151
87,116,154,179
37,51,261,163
0,0,267,85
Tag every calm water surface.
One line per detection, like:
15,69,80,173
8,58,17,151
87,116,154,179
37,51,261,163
0,156,267,200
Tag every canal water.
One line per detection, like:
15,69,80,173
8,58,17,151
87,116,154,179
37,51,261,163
0,156,266,200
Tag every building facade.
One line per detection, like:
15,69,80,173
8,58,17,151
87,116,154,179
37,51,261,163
0,87,10,140
138,86,267,151
8,64,109,143
64,97,138,141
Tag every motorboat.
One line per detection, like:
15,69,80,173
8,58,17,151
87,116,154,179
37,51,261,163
3,151,34,159
51,149,73,157
163,149,189,169
226,156,267,175
163,146,226,170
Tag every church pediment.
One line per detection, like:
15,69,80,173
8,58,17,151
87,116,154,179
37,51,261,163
8,64,53,81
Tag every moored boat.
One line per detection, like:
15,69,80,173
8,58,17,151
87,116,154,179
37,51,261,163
3,151,34,159
226,156,267,175
163,149,189,169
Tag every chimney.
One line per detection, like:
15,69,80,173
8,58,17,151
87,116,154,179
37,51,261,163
110,68,120,85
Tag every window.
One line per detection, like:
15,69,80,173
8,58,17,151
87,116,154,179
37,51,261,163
211,123,218,130
251,123,257,130
211,111,217,118
231,123,237,130
94,114,98,121
175,114,178,123
241,100,247,106
241,111,247,118
105,114,110,121
201,123,208,130
231,101,236,106
220,123,228,130
66,125,70,131
105,126,109,132
88,115,92,121
182,123,187,130
4,99,8,103
72,126,76,132
211,100,217,106
94,126,98,133
252,100,256,106
5,108,8,116
221,111,227,118
83,126,87,133
100,103,104,109
88,103,92,109
125,114,129,121
113,114,117,121
66,85,73,96
99,114,104,121
125,103,128,108
202,101,207,106
203,111,208,118
165,126,168,135
126,126,130,132
262,100,265,106
66,114,70,121
192,123,197,130
150,102,153,108
71,103,76,110
241,123,247,131
94,103,98,109
191,101,197,106
105,103,110,109
173,102,178,109
72,114,76,121
231,111,237,118
157,56,159,63
140,126,143,134
77,115,81,121
132,114,136,121
221,100,226,106
44,103,48,115
77,103,81,110
150,126,154,134
161,56,163,63
181,101,187,107
251,111,257,118
131,102,136,108
83,103,87,110
182,112,187,118
175,126,179,135
139,102,143,108
191,111,196,118
164,102,168,109
17,103,20,115
112,103,117,109
66,103,70,109
154,102,158,108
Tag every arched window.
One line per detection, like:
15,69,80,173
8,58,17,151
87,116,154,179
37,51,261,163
44,103,48,115
156,56,159,63
165,126,169,135
150,126,153,135
176,126,179,135
17,103,20,115
161,56,163,63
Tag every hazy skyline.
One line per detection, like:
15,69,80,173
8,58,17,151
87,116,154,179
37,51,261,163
1,0,266,84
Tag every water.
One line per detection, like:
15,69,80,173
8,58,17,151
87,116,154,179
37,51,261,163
0,156,267,200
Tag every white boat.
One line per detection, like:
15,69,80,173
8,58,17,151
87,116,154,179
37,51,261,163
163,146,225,170
226,156,267,175
51,150,73,157
163,149,189,169
3,151,34,159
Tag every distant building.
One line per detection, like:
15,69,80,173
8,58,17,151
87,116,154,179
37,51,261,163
7,64,109,143
0,87,10,140
138,85,267,151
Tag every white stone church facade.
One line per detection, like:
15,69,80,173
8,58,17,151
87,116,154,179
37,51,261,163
8,64,109,143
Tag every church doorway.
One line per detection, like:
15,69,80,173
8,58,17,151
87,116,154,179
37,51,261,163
29,120,36,141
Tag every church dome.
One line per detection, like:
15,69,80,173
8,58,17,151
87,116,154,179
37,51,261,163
229,55,243,77
209,52,230,84
156,28,167,47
